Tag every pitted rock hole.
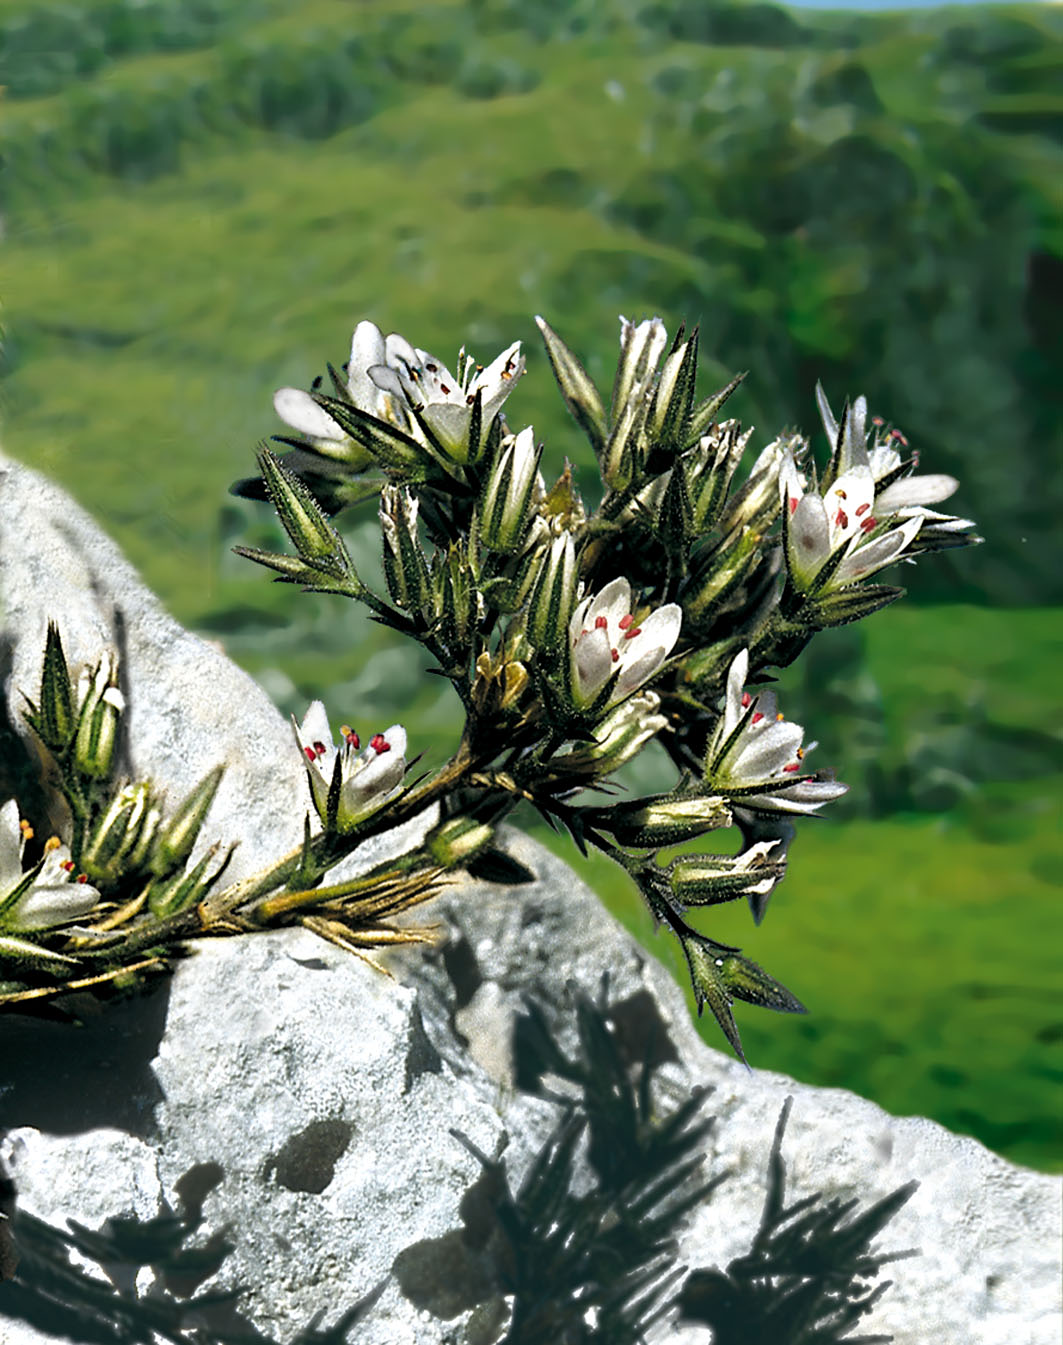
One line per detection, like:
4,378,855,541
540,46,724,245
263,1119,353,1194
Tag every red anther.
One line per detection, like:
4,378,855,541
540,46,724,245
77,873,89,883
369,733,390,754
623,626,641,640
834,508,848,529
611,648,620,663
304,746,317,763
782,762,801,773
741,693,752,708
345,731,360,749
872,415,884,426
855,502,870,516
466,393,476,405
426,363,438,373
789,496,799,516
440,384,451,395
61,859,75,872
618,614,634,630
752,712,764,725
312,741,327,758
861,516,877,532
595,615,609,630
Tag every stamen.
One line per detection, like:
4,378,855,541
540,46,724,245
342,725,360,748
618,614,634,630
835,489,847,500
611,648,620,663
44,836,61,852
369,733,390,754
425,363,438,373
789,496,798,516
622,626,641,640
752,711,764,725
872,415,884,427
19,820,33,839
595,615,608,630
77,872,89,883
304,746,317,763
312,741,327,758
860,515,877,533
440,384,450,395
776,713,785,722
834,508,848,529
61,859,75,872
782,762,801,773
855,502,870,516
466,394,476,405
741,693,752,708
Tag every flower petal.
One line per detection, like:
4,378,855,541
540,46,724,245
273,388,345,442
788,494,830,586
347,321,388,408
0,799,22,888
876,473,958,512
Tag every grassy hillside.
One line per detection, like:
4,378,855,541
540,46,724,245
2,0,1060,1168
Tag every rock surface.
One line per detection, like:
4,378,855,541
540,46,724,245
1,454,1060,1345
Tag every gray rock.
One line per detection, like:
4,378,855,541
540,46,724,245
1,455,1060,1345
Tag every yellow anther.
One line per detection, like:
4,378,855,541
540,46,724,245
44,835,62,852
19,820,34,839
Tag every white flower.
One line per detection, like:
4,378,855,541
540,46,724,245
554,691,668,777
816,384,975,543
569,577,681,709
294,703,407,833
781,447,922,593
273,321,525,464
705,651,847,815
367,334,525,462
0,801,100,932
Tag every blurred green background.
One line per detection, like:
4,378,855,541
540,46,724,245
2,0,1060,1169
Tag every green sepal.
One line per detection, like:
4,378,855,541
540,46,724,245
717,950,806,1015
807,584,905,628
0,934,79,970
152,765,225,878
684,371,746,448
657,461,693,555
147,843,235,919
311,394,429,476
535,317,608,455
650,327,699,454
257,447,352,576
582,791,731,849
37,622,75,751
677,928,747,1064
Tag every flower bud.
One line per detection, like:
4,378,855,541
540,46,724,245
148,844,234,919
586,793,732,849
478,428,542,554
73,655,124,780
257,446,353,578
35,622,75,752
685,420,753,534
553,691,667,778
525,532,576,656
380,485,432,617
683,524,764,623
152,764,224,878
669,842,784,907
428,816,494,868
82,781,157,884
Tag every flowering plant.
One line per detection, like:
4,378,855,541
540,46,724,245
1,311,978,1062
